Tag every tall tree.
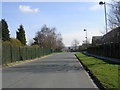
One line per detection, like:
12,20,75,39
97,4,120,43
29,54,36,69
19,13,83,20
109,1,120,29
72,39,79,50
56,33,64,50
0,19,10,41
33,25,64,50
16,24,26,45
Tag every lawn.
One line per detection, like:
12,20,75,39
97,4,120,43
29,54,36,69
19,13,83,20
76,52,119,89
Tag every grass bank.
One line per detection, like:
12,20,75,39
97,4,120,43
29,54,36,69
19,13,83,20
76,52,119,89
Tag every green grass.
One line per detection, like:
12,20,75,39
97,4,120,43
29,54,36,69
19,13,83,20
52,52,61,54
76,52,119,89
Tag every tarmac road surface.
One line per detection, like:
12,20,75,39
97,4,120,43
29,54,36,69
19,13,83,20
3,52,97,88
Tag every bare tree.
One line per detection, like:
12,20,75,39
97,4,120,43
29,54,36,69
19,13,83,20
108,1,120,29
28,39,34,46
99,29,106,35
56,33,64,50
71,39,79,50
33,25,64,50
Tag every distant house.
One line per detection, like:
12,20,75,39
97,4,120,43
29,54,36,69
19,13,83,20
92,27,120,45
79,43,91,50
102,27,120,44
92,36,103,46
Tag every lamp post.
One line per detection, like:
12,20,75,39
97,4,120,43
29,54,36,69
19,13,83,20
84,29,87,44
99,1,108,34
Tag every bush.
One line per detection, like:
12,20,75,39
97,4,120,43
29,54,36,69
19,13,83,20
10,38,22,46
30,45,40,48
2,41,11,45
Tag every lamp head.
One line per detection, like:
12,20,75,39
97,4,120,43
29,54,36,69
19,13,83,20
99,1,105,5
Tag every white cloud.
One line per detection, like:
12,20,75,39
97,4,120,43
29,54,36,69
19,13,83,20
19,5,39,13
62,31,85,46
2,0,112,2
89,4,103,11
62,28,103,46
90,0,111,3
89,0,113,11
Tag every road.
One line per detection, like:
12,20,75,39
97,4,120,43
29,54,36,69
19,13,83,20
3,52,97,88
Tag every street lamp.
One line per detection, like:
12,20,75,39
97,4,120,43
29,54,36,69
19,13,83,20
84,29,87,44
99,1,108,34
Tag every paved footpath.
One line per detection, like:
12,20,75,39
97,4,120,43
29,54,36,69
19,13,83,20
3,52,97,88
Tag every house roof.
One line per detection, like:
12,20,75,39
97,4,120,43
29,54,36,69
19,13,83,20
92,36,103,40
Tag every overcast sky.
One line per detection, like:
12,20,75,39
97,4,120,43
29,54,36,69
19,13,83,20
2,0,113,46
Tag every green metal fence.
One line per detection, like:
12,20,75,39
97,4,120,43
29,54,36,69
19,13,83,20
2,43,52,65
87,43,120,59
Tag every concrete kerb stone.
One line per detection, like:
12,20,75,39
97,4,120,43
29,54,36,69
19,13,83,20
75,54,106,90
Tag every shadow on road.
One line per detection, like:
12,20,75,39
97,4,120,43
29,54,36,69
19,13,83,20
3,53,84,73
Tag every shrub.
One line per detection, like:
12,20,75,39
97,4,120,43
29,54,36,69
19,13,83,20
10,38,22,46
2,41,11,45
30,45,40,48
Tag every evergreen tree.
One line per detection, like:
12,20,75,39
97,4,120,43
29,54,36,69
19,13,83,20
16,24,26,45
32,37,39,45
0,19,10,41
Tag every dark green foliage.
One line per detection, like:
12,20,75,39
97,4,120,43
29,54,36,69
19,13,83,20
30,44,39,48
32,37,39,45
0,21,1,39
16,25,26,45
0,19,10,41
52,49,62,53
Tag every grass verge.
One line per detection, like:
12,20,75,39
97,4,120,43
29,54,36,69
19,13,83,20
76,52,119,89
